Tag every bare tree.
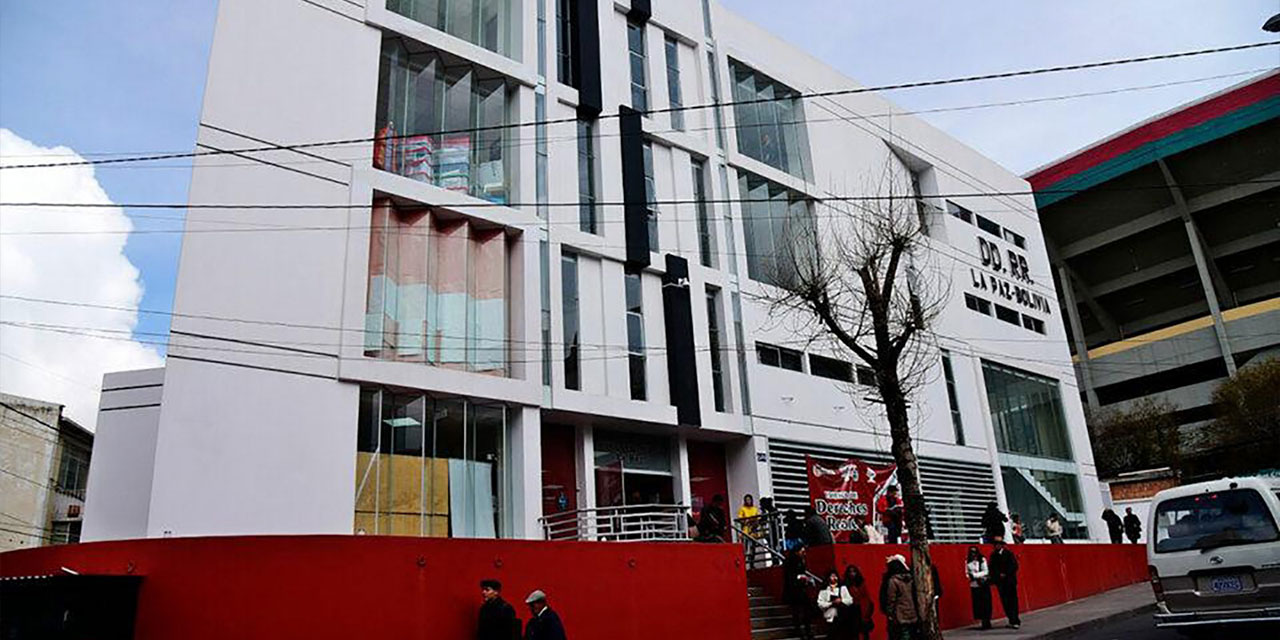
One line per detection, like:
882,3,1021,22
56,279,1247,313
1086,398,1182,479
756,160,948,639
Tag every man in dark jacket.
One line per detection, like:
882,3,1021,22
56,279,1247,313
1102,508,1124,544
1123,507,1143,544
697,494,728,542
802,507,834,547
523,590,567,640
477,579,520,640
988,536,1021,629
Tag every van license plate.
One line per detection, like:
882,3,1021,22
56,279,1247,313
1209,576,1244,594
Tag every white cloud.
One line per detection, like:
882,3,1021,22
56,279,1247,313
0,128,164,430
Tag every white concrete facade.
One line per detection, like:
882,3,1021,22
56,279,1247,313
83,0,1105,543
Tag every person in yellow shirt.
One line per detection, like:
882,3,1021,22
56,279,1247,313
737,494,761,538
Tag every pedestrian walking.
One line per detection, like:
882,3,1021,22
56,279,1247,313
842,565,875,640
988,536,1021,629
878,486,905,544
1102,508,1123,544
981,502,1007,544
802,506,834,547
1010,513,1026,544
783,547,817,640
817,570,854,638
880,555,920,640
1044,514,1063,544
964,546,992,630
522,590,567,640
1123,507,1142,544
477,579,520,640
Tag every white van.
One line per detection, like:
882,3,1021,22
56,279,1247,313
1147,476,1280,631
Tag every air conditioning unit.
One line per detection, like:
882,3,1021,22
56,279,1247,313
67,504,81,518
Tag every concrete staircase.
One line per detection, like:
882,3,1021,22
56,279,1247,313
748,583,828,640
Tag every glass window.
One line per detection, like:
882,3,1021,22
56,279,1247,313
50,521,82,545
562,251,580,390
578,119,598,234
664,36,684,130
56,445,90,496
692,159,716,268
626,273,647,401
555,0,575,85
536,93,548,218
729,60,811,179
389,0,514,57
964,293,992,316
354,388,505,538
364,199,509,376
1000,466,1087,540
707,287,727,412
1021,314,1045,334
941,350,965,445
731,292,751,414
720,166,736,275
946,200,973,224
757,342,803,372
982,361,1074,460
739,172,814,289
643,142,659,250
536,0,546,77
374,39,511,204
1154,489,1280,554
540,240,552,386
976,214,1002,238
701,0,713,38
628,21,648,112
707,51,725,150
808,354,852,382
994,303,1021,326
1004,228,1027,249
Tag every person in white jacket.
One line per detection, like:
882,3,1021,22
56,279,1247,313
817,570,854,633
965,546,993,630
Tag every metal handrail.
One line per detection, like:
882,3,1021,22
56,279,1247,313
539,504,691,542
729,517,822,582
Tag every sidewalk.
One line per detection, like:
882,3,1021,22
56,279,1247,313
945,583,1156,640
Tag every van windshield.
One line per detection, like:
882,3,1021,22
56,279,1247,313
1154,489,1279,553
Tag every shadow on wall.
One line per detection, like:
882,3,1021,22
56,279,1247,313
0,536,751,640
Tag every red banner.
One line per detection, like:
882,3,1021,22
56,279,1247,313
806,456,898,543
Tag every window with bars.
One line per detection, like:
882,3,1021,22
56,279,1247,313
628,21,648,111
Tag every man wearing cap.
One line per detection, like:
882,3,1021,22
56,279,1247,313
477,579,520,640
989,536,1021,629
523,589,567,640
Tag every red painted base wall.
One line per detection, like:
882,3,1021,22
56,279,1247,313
753,543,1148,640
0,536,751,640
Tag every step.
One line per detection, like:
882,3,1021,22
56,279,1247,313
749,626,830,640
750,614,791,630
749,604,789,618
748,595,776,606
748,585,766,597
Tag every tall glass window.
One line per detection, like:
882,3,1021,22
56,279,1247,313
555,0,575,86
55,444,90,497
981,361,1073,460
707,51,725,150
664,36,684,131
729,60,811,179
536,0,546,76
707,287,727,412
628,21,649,111
941,350,965,445
720,165,736,275
354,387,505,538
388,0,515,58
540,240,552,386
578,119,598,234
692,159,716,268
738,172,815,289
375,39,511,204
535,93,549,218
562,252,581,390
731,292,751,414
626,273,647,401
365,199,509,376
643,141,659,250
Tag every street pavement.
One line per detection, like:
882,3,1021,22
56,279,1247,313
1066,613,1180,640
947,583,1155,640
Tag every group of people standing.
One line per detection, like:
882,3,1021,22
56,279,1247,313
1102,507,1143,544
475,581,567,640
964,537,1021,630
981,502,1065,544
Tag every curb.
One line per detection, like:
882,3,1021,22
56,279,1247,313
1022,602,1157,640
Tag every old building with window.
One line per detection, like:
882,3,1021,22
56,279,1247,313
1,393,92,549
82,0,1105,544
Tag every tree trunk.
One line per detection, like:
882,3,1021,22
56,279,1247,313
882,373,942,640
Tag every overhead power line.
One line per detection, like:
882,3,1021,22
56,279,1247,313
1,41,1274,171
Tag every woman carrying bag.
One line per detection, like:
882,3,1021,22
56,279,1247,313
965,546,993,630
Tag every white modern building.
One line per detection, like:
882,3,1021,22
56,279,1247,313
82,0,1105,544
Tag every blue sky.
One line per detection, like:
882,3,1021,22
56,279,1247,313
0,0,1276,415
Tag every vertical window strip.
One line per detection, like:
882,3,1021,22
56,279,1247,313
665,36,684,130
731,291,751,415
942,349,965,445
643,141,659,250
628,21,648,111
540,239,552,386
556,0,574,86
561,251,581,390
536,0,547,77
707,287,727,412
626,273,647,400
535,93,549,218
577,119,597,233
707,50,725,150
719,165,737,276
692,159,716,268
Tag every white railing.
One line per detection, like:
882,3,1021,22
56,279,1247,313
539,504,691,542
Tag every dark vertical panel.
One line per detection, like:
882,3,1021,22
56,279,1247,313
662,254,701,426
574,0,602,118
620,107,651,270
628,0,652,22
